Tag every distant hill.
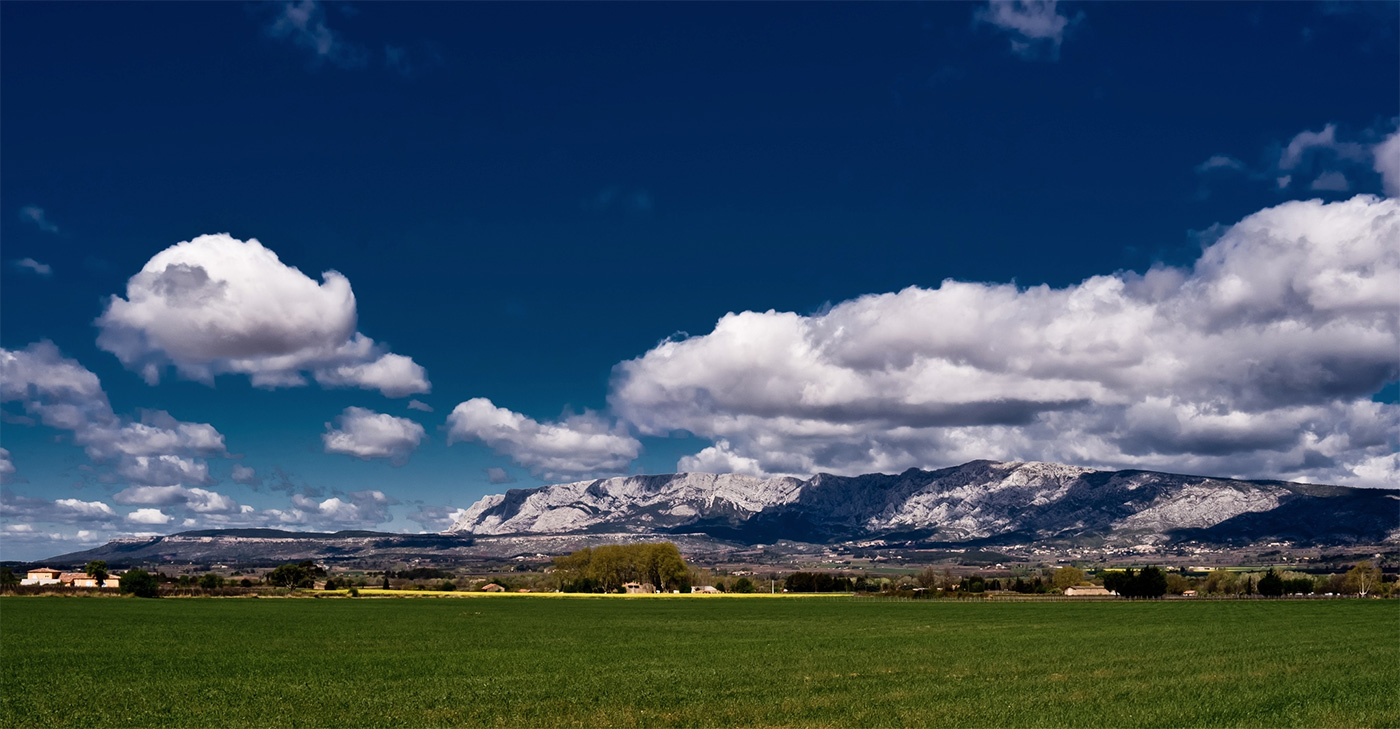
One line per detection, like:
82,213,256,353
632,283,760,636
42,531,479,568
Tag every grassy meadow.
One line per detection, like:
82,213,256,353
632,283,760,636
2,595,1395,728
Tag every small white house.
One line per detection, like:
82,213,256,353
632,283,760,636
692,585,720,594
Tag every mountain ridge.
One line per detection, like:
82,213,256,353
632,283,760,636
448,460,1399,547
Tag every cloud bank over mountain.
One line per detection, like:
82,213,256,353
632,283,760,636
602,196,1397,487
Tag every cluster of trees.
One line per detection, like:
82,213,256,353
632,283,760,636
1201,562,1385,597
553,543,689,593
265,561,327,589
1100,567,1169,599
784,572,855,592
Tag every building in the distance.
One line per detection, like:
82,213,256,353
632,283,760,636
20,568,119,587
21,568,62,585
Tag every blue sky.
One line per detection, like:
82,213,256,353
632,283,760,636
3,1,1397,560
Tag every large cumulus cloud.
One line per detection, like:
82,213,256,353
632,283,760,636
96,234,429,397
610,196,1399,487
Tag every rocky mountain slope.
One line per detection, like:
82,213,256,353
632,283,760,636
449,460,1400,547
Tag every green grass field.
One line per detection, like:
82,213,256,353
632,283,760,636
2,596,1395,728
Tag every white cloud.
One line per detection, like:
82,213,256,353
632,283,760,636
1195,155,1246,174
676,440,770,478
114,455,213,487
95,234,429,397
13,258,52,276
112,485,241,514
447,398,642,479
0,448,14,483
266,489,393,529
57,498,119,521
1309,170,1350,192
610,196,1399,488
1278,124,1368,171
407,504,469,531
1,341,228,486
1375,128,1400,197
407,399,434,412
19,205,58,233
1197,122,1394,197
485,466,515,484
322,406,425,462
313,352,430,398
975,0,1079,60
1,490,118,524
230,464,261,485
1,341,112,432
126,508,172,525
266,0,366,69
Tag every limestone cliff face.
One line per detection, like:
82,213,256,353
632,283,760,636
447,460,1394,546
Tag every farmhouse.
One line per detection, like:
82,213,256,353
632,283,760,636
1063,585,1114,596
18,568,119,588
21,568,61,585
623,582,656,594
480,583,506,592
692,585,720,594
67,574,121,588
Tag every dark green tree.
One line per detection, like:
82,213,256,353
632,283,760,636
267,561,325,589
1132,566,1168,599
1101,570,1132,595
198,573,224,590
0,566,18,588
1283,577,1314,595
85,560,109,586
1257,569,1285,597
119,569,160,598
733,576,756,593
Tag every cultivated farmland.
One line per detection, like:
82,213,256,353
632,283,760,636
2,596,1395,728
